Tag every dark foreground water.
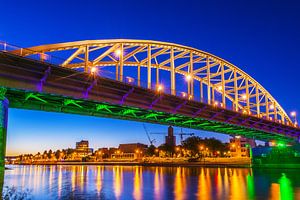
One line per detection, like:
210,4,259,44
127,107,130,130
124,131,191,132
3,165,300,200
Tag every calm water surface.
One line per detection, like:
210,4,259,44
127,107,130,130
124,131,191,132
3,165,300,199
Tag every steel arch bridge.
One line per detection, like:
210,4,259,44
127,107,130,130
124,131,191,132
16,39,293,125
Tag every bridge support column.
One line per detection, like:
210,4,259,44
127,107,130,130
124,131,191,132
0,88,8,168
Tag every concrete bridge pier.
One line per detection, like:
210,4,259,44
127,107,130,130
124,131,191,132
0,87,8,168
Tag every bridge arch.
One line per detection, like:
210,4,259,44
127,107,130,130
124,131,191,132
12,39,293,125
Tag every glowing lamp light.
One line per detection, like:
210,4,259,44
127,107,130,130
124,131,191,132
188,95,193,100
269,104,275,110
217,86,223,91
185,74,192,81
181,92,187,98
115,49,122,57
214,101,218,106
157,84,164,93
291,111,296,117
126,76,134,83
243,110,247,114
90,67,97,74
241,94,247,100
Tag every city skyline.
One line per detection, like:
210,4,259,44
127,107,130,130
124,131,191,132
2,0,300,156
7,109,231,156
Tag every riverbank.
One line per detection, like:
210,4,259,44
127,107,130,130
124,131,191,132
11,162,300,169
9,157,253,168
10,158,300,168
10,162,251,168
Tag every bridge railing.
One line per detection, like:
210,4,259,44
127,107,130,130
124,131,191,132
0,41,65,66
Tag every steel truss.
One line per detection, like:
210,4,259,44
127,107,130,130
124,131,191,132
12,39,292,126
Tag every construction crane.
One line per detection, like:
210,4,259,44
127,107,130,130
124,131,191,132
150,126,195,144
143,124,156,146
178,128,195,143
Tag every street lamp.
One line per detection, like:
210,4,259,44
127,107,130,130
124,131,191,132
217,85,223,91
90,66,97,75
156,84,164,93
115,49,122,57
181,92,187,98
185,74,192,81
241,94,247,100
126,76,134,84
291,111,298,126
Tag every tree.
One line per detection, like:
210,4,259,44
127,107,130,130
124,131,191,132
47,150,53,159
43,150,48,159
182,136,203,156
203,137,227,154
55,150,61,160
158,144,174,157
182,136,227,157
145,145,156,156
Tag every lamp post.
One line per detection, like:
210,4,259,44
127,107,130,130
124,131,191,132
291,111,298,126
185,74,192,98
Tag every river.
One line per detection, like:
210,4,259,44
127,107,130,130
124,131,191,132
3,165,300,199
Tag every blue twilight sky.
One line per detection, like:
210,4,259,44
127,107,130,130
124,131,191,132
1,0,300,155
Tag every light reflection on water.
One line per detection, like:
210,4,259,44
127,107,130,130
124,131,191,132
3,165,300,199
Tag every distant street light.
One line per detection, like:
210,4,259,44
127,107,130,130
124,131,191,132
291,111,298,126
181,92,187,98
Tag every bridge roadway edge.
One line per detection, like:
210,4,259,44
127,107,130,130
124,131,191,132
0,51,298,159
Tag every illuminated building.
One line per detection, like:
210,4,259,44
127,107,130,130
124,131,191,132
109,143,148,160
165,126,176,147
229,136,256,157
119,143,147,153
75,140,93,158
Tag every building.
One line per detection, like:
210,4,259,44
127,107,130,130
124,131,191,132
109,143,148,160
75,140,93,158
229,136,256,157
119,143,148,153
165,126,176,146
94,147,110,160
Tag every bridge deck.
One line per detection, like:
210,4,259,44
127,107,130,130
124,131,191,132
0,52,299,142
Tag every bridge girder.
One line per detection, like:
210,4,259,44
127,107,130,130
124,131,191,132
7,39,293,125
0,51,299,142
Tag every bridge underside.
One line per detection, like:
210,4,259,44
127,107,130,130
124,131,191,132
0,52,299,143
5,89,294,142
